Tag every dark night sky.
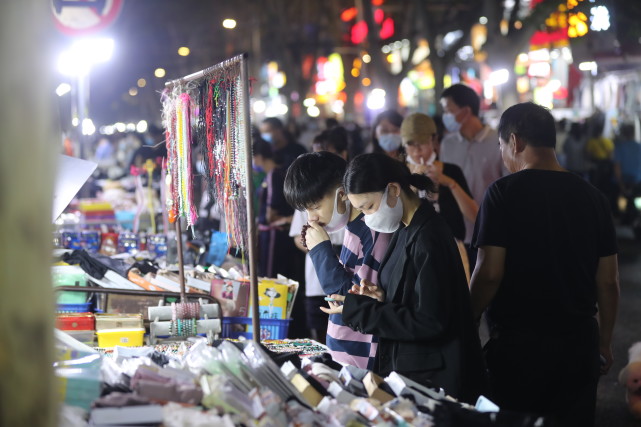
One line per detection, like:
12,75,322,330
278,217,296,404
53,0,248,127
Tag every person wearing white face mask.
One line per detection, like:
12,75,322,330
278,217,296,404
439,84,505,254
370,109,405,161
288,129,350,344
284,152,392,369
320,152,488,404
401,113,479,281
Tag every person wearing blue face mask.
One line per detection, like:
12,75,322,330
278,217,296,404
259,117,307,169
439,84,505,268
370,109,405,161
321,152,488,404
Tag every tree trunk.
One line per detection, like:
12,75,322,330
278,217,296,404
0,1,56,426
431,58,447,113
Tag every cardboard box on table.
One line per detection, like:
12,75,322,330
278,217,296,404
211,278,250,317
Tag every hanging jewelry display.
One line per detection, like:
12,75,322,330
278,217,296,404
162,60,248,252
161,54,261,341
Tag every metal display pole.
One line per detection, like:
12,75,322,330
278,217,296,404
239,55,260,342
165,53,260,341
175,218,187,303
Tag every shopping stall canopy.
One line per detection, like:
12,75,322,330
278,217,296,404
53,155,97,222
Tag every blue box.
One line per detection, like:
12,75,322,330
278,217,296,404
221,317,291,340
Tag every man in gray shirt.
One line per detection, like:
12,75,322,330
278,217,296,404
440,84,504,245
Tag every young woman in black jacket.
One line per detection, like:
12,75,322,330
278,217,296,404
321,152,487,404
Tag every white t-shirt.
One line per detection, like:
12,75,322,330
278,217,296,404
289,210,344,297
440,125,506,243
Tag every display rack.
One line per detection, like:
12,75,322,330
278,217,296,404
163,53,260,342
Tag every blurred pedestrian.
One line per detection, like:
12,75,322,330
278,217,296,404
613,122,641,226
370,109,404,161
439,83,504,261
586,112,617,212
260,117,307,168
252,139,306,336
563,121,589,179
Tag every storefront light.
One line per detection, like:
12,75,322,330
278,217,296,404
253,100,266,114
303,98,316,107
590,6,610,31
331,100,344,115
307,105,320,117
489,69,510,86
528,62,551,78
56,83,71,97
547,79,562,92
277,104,288,116
366,88,386,111
516,77,530,94
81,118,96,136
315,81,331,96
578,61,597,71
136,120,148,133
222,19,237,29
272,72,286,89
529,49,550,62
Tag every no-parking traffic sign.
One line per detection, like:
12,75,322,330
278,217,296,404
52,0,124,36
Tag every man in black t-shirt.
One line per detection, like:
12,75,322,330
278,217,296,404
470,102,619,427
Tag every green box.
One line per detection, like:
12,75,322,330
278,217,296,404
52,266,89,304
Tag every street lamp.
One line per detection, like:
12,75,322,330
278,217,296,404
222,19,237,29
56,83,71,97
57,38,114,77
57,37,114,159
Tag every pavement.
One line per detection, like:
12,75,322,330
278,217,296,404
595,226,641,426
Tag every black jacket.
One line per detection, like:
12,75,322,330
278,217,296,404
342,201,487,404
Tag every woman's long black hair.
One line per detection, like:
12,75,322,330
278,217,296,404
343,152,435,196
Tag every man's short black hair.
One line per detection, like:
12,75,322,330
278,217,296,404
313,126,349,154
284,152,347,211
262,117,285,131
498,102,556,148
441,84,480,117
252,138,272,158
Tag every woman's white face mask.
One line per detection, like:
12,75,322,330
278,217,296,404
349,185,403,233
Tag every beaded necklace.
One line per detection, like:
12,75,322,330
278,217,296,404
162,61,249,258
